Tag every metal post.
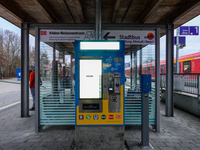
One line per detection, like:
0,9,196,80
198,75,200,102
134,51,137,87
130,49,133,89
21,23,29,117
176,28,179,73
1,67,3,79
141,92,149,147
140,47,142,84
35,27,40,132
42,57,44,81
166,23,174,117
71,55,73,77
155,28,160,132
95,0,101,40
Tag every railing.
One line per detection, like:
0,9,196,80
160,73,200,96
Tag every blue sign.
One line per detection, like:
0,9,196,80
101,115,106,120
125,63,130,68
93,115,98,120
179,26,199,35
190,26,199,35
79,115,84,120
141,74,151,92
16,68,21,80
180,26,189,35
174,37,186,45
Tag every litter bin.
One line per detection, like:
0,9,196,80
16,68,21,81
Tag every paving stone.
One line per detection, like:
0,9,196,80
1,101,200,149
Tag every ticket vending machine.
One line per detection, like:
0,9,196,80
75,41,125,149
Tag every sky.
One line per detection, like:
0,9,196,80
0,17,35,47
1,14,200,62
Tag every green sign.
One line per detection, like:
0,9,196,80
86,115,91,120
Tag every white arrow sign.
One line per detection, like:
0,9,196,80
102,30,155,45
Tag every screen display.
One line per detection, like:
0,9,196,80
80,59,102,99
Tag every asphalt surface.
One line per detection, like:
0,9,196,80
0,80,21,108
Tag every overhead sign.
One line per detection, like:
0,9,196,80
40,30,155,45
179,26,199,35
174,36,186,45
102,30,155,45
190,26,199,35
40,30,95,42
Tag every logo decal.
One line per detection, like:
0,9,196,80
86,115,91,120
41,31,47,35
147,33,154,40
116,115,121,119
94,115,98,120
101,115,106,120
79,115,84,120
109,115,114,119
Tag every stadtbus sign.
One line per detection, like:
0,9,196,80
102,30,155,45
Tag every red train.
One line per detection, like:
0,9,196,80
125,52,200,77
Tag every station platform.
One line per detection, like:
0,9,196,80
0,102,200,150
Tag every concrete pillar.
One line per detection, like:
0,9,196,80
166,23,174,117
21,23,29,117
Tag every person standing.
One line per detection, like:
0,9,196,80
29,65,35,111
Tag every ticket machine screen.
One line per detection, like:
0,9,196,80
80,59,102,99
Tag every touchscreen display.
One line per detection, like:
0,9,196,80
80,59,102,99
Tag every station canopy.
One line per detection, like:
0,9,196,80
0,0,200,55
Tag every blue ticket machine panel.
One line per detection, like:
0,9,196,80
141,74,151,92
75,41,125,126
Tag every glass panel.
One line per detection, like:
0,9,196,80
125,43,156,125
39,42,75,125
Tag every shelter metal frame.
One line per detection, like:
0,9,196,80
21,22,174,132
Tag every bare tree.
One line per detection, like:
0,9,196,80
29,46,35,67
2,30,21,78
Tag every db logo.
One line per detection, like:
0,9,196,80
41,31,47,35
116,115,121,119
109,115,114,119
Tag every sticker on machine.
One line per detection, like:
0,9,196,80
116,115,121,119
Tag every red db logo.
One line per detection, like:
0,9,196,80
41,31,47,35
109,115,114,119
116,115,121,119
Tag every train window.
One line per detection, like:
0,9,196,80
151,66,154,73
147,67,150,73
144,67,146,73
161,65,165,73
183,61,191,73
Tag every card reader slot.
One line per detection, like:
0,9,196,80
83,104,99,110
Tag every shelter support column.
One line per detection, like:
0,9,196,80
35,27,40,132
95,0,101,40
166,23,174,117
155,28,160,132
21,23,29,117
